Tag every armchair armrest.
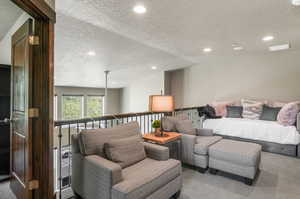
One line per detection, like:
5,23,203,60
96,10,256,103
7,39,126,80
85,155,123,185
196,128,214,136
181,134,197,165
77,155,123,199
297,113,300,132
143,142,169,161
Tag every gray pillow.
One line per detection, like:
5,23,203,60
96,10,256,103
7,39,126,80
226,106,243,118
175,120,196,135
79,121,140,156
161,114,189,131
104,136,146,168
260,105,281,121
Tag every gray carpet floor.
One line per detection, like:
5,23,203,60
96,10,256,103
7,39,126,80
1,152,300,199
180,152,300,199
0,179,15,199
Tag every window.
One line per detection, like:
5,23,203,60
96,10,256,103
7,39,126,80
62,95,84,120
86,96,104,118
54,95,58,120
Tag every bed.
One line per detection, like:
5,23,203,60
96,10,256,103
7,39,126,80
203,117,300,157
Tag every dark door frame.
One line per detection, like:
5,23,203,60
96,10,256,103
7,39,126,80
9,0,56,198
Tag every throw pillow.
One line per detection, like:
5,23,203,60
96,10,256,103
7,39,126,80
210,101,236,117
241,99,264,120
161,114,188,131
104,136,146,168
260,105,281,121
226,106,243,118
268,101,287,108
277,102,300,126
175,120,196,135
198,105,222,119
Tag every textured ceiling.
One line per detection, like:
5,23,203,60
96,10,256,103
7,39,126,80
55,13,191,88
0,1,22,40
55,0,300,88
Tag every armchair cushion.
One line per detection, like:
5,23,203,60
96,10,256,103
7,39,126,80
194,136,223,155
79,121,141,156
143,142,169,161
104,136,146,168
112,158,181,199
175,120,196,135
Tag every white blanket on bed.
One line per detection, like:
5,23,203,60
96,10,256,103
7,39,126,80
203,118,300,145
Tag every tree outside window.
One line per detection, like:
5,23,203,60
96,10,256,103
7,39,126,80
87,96,103,118
62,95,83,120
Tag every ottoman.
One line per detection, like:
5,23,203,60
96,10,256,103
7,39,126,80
208,139,262,185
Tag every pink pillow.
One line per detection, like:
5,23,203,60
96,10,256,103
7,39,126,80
277,102,300,126
268,101,287,108
210,101,236,117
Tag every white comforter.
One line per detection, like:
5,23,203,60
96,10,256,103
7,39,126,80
203,118,300,145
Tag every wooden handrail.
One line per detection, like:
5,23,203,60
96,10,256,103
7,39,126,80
54,106,201,126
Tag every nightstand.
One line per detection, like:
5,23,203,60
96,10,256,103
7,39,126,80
143,132,182,160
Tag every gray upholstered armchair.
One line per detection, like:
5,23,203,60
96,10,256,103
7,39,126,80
162,116,222,173
71,121,182,199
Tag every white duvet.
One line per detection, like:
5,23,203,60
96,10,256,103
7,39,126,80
203,118,300,145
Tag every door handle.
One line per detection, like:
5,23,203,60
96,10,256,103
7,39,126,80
0,118,10,124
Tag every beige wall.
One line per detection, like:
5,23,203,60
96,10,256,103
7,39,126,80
0,12,32,65
169,51,300,108
54,86,121,120
121,72,165,113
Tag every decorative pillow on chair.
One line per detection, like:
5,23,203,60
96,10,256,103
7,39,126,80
161,114,189,131
241,99,264,120
226,106,243,118
277,102,300,126
175,120,196,135
260,105,281,121
104,136,146,168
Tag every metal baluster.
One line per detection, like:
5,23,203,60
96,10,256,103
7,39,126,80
105,120,108,128
139,116,142,132
58,126,62,199
92,120,95,129
68,124,71,188
143,115,146,134
77,122,79,133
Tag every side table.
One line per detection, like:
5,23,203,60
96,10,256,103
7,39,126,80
143,132,182,161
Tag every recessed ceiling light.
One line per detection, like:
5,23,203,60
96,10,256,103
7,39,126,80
291,0,300,6
262,35,274,42
133,5,147,14
233,46,244,51
203,48,212,53
269,43,291,52
151,66,157,70
87,51,96,56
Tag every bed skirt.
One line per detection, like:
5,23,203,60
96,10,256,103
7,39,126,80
215,134,299,158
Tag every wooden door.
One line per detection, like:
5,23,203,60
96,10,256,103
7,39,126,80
10,19,34,199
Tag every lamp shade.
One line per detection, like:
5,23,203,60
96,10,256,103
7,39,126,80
149,95,174,112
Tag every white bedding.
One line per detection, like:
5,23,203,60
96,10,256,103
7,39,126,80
203,118,300,145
